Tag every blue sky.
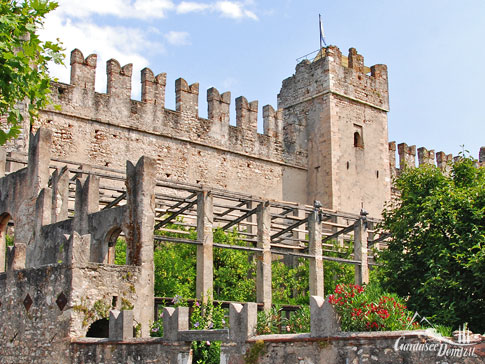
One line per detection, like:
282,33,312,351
41,0,485,159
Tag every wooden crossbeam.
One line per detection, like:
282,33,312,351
221,206,259,231
368,233,390,246
271,207,295,220
168,192,197,212
102,191,126,210
216,201,247,218
322,223,355,243
271,216,308,241
154,199,197,230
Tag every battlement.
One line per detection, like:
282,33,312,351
278,45,389,112
389,141,485,175
46,49,292,168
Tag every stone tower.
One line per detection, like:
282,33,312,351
278,46,391,217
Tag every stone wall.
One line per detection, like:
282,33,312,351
29,49,307,205
221,332,484,364
70,339,192,364
0,265,72,364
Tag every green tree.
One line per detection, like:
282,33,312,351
0,0,64,144
378,157,485,332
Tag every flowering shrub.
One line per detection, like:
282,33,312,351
190,298,225,364
328,283,420,331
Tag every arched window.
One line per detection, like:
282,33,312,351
0,213,13,273
105,227,126,265
354,131,363,148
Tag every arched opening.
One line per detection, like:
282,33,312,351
105,227,126,265
354,132,363,148
0,213,13,273
86,318,109,338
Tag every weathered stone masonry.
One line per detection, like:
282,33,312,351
1,44,484,363
5,45,397,218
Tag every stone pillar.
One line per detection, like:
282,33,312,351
354,212,369,286
27,129,51,196
236,96,258,133
0,214,9,273
65,232,90,266
308,210,324,297
109,310,134,341
256,201,272,311
125,156,156,337
310,296,341,337
51,167,69,223
0,148,6,178
8,243,26,271
263,105,277,137
196,189,214,302
73,175,99,235
229,302,257,342
163,307,189,341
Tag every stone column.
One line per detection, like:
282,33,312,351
308,210,324,297
51,167,69,223
256,201,272,311
0,148,6,178
124,156,156,337
196,189,213,302
73,174,99,235
354,212,369,285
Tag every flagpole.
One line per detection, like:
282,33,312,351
319,14,323,49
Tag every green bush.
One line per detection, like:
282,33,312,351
328,283,419,331
256,305,310,334
379,157,485,332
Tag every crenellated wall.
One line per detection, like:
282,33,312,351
31,49,296,204
388,141,484,176
10,46,483,219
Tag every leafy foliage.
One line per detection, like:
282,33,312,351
114,238,126,265
271,241,355,305
213,228,256,302
328,283,419,331
0,0,64,144
378,157,485,332
256,305,310,334
190,298,225,364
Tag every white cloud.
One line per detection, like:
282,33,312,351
54,0,256,20
214,1,257,20
164,31,191,45
39,12,164,98
132,0,175,18
38,0,259,97
176,1,210,14
176,1,258,20
54,0,175,19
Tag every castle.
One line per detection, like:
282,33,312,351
0,45,483,363
5,46,484,217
